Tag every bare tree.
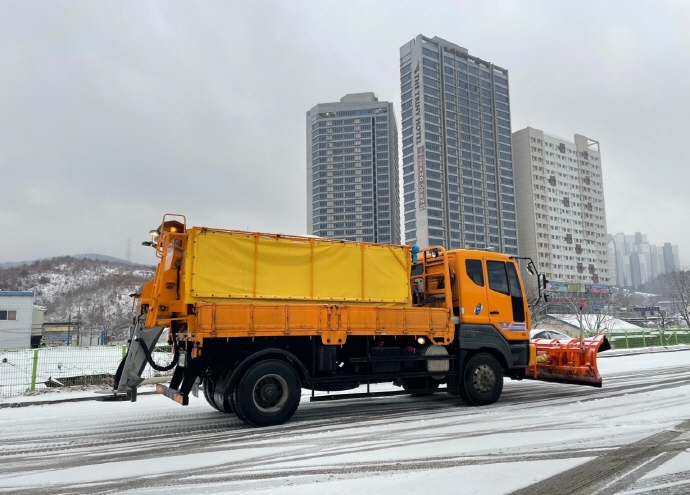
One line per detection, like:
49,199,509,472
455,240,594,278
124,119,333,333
89,301,130,344
526,285,550,329
608,288,634,316
660,269,690,329
563,299,619,335
546,280,618,335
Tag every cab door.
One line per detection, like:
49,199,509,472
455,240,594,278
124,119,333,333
457,256,489,325
485,259,527,334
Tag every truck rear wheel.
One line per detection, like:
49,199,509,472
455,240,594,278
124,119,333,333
459,353,503,406
213,369,237,414
203,378,222,411
235,359,301,427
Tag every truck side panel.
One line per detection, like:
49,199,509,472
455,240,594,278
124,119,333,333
194,303,455,345
187,229,410,305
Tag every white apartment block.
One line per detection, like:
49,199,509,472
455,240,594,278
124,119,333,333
513,127,611,285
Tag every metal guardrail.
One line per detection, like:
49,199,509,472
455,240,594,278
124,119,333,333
0,345,174,399
604,329,690,349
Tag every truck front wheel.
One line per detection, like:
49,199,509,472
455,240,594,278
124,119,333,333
459,353,503,406
235,360,301,427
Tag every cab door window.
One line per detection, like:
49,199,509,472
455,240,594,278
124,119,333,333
465,259,484,286
506,263,526,322
487,261,509,294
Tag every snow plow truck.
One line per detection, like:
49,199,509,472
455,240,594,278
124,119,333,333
110,214,610,427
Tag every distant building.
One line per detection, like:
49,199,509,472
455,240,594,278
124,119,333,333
608,233,681,288
0,291,35,349
306,93,401,244
31,306,46,348
663,242,680,272
42,322,80,346
512,127,611,286
398,35,517,253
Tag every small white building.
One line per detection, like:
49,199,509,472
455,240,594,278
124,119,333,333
0,291,35,349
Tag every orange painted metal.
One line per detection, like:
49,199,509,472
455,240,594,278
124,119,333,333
193,302,455,345
528,334,611,387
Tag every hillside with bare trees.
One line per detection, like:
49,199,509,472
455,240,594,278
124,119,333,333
0,256,154,343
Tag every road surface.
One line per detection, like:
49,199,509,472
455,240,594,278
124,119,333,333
1,350,689,495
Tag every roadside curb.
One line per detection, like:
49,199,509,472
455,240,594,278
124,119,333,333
0,390,158,408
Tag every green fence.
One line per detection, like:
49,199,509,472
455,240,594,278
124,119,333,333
605,328,690,350
0,345,174,399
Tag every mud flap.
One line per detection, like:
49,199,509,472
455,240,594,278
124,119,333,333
527,334,611,387
115,322,165,394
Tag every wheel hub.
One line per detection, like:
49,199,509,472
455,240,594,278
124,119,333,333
253,374,289,413
260,383,279,402
472,363,496,395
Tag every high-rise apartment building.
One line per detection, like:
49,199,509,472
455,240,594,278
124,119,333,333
512,127,611,285
306,93,400,243
399,35,517,254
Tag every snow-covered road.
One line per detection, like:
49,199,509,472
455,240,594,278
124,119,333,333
1,350,689,495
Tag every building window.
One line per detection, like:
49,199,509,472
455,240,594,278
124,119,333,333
423,47,439,59
0,310,17,320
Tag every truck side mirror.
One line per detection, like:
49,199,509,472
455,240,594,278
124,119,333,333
538,274,548,290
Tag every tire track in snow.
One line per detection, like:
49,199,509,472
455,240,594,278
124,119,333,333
508,419,690,495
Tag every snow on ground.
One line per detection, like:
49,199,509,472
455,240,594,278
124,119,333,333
0,350,688,495
550,314,642,330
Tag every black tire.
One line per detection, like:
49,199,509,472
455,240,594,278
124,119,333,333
213,368,236,414
234,359,301,427
402,377,440,396
230,382,247,423
202,378,222,411
459,353,503,406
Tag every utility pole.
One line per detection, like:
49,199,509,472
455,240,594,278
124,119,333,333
76,304,81,346
579,301,585,353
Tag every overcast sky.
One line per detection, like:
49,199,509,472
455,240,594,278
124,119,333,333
1,0,689,267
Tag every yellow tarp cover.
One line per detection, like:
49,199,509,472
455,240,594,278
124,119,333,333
186,229,411,306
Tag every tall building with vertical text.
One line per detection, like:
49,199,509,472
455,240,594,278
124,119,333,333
399,35,517,253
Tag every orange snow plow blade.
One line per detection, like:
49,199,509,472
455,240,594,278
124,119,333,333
527,334,611,387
